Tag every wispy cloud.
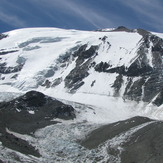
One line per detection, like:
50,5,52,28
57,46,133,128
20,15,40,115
0,11,27,28
60,1,114,28
0,0,162,32
119,0,163,31
0,0,46,28
32,0,118,29
0,0,34,28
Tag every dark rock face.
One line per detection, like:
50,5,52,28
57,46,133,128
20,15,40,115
153,89,163,106
126,62,153,77
40,45,80,89
97,26,134,32
0,64,23,74
0,91,76,156
137,28,151,37
51,77,62,87
130,34,163,102
0,34,7,40
142,72,163,102
65,65,88,92
0,91,76,131
65,44,98,92
113,26,133,32
0,55,24,75
80,116,163,163
0,50,18,55
41,79,51,88
0,132,40,157
16,90,47,107
95,62,111,72
124,77,146,101
112,74,123,96
42,77,63,88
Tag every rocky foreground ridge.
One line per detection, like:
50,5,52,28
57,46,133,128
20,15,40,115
0,91,75,159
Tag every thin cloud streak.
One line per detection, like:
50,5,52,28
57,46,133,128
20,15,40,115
0,0,30,15
119,0,163,31
0,0,44,29
0,0,162,33
0,11,27,28
32,0,117,29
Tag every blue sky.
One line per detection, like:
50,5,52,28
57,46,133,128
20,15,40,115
0,0,162,33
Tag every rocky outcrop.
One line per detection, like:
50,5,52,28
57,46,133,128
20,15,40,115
0,50,18,55
0,34,7,40
112,26,133,32
124,77,146,101
65,45,98,92
0,63,23,74
0,91,76,125
0,56,24,75
112,74,123,96
0,91,76,132
95,62,111,72
0,91,76,156
0,131,40,157
153,89,163,106
124,34,163,102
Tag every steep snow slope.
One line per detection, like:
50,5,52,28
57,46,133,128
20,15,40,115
0,27,140,90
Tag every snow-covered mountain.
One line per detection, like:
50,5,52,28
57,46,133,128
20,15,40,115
1,26,163,119
1,26,163,162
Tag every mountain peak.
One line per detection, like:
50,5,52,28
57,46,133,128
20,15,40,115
97,26,150,36
113,26,132,32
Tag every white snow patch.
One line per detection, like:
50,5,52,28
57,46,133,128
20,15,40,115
152,32,163,39
28,110,35,114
